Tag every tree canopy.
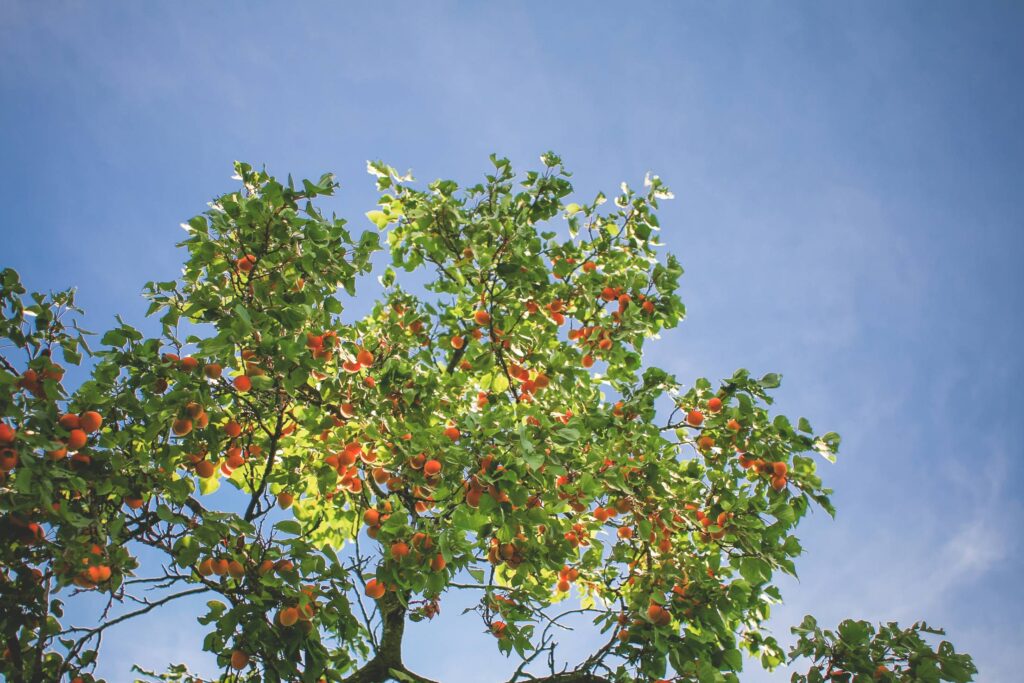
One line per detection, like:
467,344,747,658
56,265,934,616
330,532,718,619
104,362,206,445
0,155,975,683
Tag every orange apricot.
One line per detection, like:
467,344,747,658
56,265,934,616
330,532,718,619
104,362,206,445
237,254,256,272
365,578,386,599
66,429,88,451
172,418,193,436
278,606,299,627
58,413,81,430
230,649,250,670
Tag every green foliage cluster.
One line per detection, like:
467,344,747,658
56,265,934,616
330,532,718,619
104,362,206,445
0,156,975,683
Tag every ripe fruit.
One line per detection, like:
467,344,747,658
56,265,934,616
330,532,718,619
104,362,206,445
707,397,723,412
195,460,216,478
582,354,595,368
726,419,741,431
79,411,102,433
230,649,250,670
237,254,256,272
557,579,570,592
391,541,410,560
617,527,633,540
224,421,242,438
356,348,374,367
277,492,294,509
198,558,215,576
365,579,386,599
124,495,144,510
491,621,507,639
204,363,222,379
66,429,87,451
771,475,788,491
772,461,788,477
686,410,704,427
363,509,381,526
451,335,464,350
226,448,244,468
172,418,193,436
647,603,671,627
444,426,460,441
227,560,245,579
180,356,199,372
430,553,446,572
233,376,252,392
213,558,229,576
697,435,715,451
58,413,80,430
278,606,299,627
424,459,442,476
474,310,490,326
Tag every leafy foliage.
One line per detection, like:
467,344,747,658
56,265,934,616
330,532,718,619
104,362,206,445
788,617,977,683
0,157,972,683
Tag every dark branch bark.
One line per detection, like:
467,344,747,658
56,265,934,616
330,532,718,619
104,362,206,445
339,591,439,683
522,675,610,683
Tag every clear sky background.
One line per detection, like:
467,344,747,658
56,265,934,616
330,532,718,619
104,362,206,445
2,2,1022,681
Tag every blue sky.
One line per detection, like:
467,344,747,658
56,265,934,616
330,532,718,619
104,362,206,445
2,2,1022,681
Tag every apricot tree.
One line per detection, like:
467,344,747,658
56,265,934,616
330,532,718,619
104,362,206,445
0,156,975,683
